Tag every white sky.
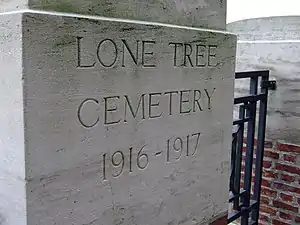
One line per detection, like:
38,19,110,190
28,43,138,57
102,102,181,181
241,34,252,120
227,0,300,23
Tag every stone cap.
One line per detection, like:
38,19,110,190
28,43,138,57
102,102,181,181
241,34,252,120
227,16,300,41
1,0,226,30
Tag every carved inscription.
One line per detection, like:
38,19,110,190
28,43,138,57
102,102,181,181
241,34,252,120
76,37,219,68
102,132,201,181
169,42,218,67
77,89,216,128
74,35,222,181
77,37,156,68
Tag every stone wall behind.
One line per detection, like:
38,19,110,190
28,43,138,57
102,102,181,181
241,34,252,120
228,16,300,145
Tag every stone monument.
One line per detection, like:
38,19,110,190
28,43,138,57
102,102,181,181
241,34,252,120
0,1,236,224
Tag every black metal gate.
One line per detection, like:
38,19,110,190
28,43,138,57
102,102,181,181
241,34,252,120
228,71,276,225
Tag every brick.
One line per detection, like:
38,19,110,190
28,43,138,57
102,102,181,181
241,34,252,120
259,214,269,223
295,216,300,223
273,200,298,213
279,211,293,221
241,163,245,171
273,219,291,225
242,146,246,152
283,154,297,163
264,140,274,148
242,154,246,161
280,193,293,203
263,170,278,179
259,220,268,225
263,160,272,168
277,143,300,153
261,178,272,188
245,138,273,148
261,187,277,198
274,182,300,195
264,150,280,159
260,205,277,216
240,182,244,188
275,163,300,175
281,174,295,183
260,196,270,205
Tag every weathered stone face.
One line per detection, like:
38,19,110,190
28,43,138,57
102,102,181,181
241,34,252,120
23,13,235,225
0,10,236,225
1,0,227,30
228,16,300,144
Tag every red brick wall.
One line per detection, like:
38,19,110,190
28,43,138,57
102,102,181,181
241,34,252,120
254,141,300,225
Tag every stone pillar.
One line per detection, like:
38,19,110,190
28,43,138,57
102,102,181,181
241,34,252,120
228,16,300,145
0,1,236,225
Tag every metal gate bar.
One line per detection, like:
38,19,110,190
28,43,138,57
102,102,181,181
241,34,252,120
228,70,275,225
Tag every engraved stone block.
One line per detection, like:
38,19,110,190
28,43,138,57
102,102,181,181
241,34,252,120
0,11,236,225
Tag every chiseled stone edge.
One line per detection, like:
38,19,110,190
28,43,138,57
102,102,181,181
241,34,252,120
0,12,27,225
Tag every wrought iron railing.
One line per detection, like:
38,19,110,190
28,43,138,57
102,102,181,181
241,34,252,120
228,71,276,225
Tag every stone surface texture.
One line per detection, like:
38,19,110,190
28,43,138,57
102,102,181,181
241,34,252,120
228,16,300,145
0,8,236,225
0,14,27,225
0,0,227,30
